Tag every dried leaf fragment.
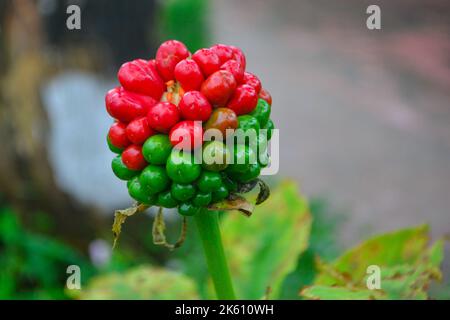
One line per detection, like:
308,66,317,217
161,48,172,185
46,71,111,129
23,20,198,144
255,179,270,205
112,202,149,249
207,194,254,217
152,207,187,251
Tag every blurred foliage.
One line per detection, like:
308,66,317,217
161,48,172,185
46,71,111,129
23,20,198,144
0,203,158,299
157,0,210,51
220,180,311,299
301,225,445,300
77,265,198,299
0,206,95,299
279,197,344,299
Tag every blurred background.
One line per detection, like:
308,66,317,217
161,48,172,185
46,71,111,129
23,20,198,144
0,0,449,299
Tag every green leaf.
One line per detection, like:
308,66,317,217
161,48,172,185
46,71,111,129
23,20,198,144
279,249,318,299
220,180,312,299
78,265,199,300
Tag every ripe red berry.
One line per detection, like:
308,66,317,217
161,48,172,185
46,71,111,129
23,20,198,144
126,117,155,145
169,120,203,150
105,87,157,123
174,59,204,92
147,101,180,133
178,91,212,121
149,59,157,68
229,45,246,70
210,44,234,64
227,84,258,115
200,70,237,107
118,59,164,100
108,122,131,149
122,145,147,170
242,72,261,93
156,40,190,81
192,48,221,77
259,87,272,105
220,59,244,83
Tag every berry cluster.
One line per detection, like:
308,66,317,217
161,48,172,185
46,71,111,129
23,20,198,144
106,40,274,216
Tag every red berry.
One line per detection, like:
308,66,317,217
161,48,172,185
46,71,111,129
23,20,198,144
200,70,237,107
126,117,155,145
192,48,220,77
227,84,258,115
259,87,272,105
122,145,147,170
220,59,244,83
108,122,131,149
174,59,204,92
118,59,164,100
105,87,157,123
156,40,190,81
210,44,233,64
229,45,246,70
179,91,212,121
242,72,261,93
147,101,180,133
169,120,203,150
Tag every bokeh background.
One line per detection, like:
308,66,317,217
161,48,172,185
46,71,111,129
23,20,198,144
0,0,449,299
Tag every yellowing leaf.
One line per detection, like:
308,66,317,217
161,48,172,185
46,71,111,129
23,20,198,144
301,285,383,300
301,226,444,300
315,225,430,286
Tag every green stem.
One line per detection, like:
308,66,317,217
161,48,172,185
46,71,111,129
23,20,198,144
194,209,236,300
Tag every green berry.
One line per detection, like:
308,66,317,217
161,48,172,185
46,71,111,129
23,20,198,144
257,134,269,167
221,173,238,192
142,134,172,165
171,183,196,202
237,114,260,134
250,98,271,128
237,163,261,183
201,141,230,172
197,171,222,193
226,144,256,173
263,119,274,140
211,185,229,203
178,202,200,216
157,190,179,208
112,155,139,180
128,177,157,205
166,149,201,184
139,165,170,194
192,192,212,207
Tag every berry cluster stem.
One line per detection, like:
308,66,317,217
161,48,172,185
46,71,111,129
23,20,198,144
194,209,236,299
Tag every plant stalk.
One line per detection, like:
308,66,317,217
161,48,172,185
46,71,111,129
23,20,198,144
194,209,236,299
